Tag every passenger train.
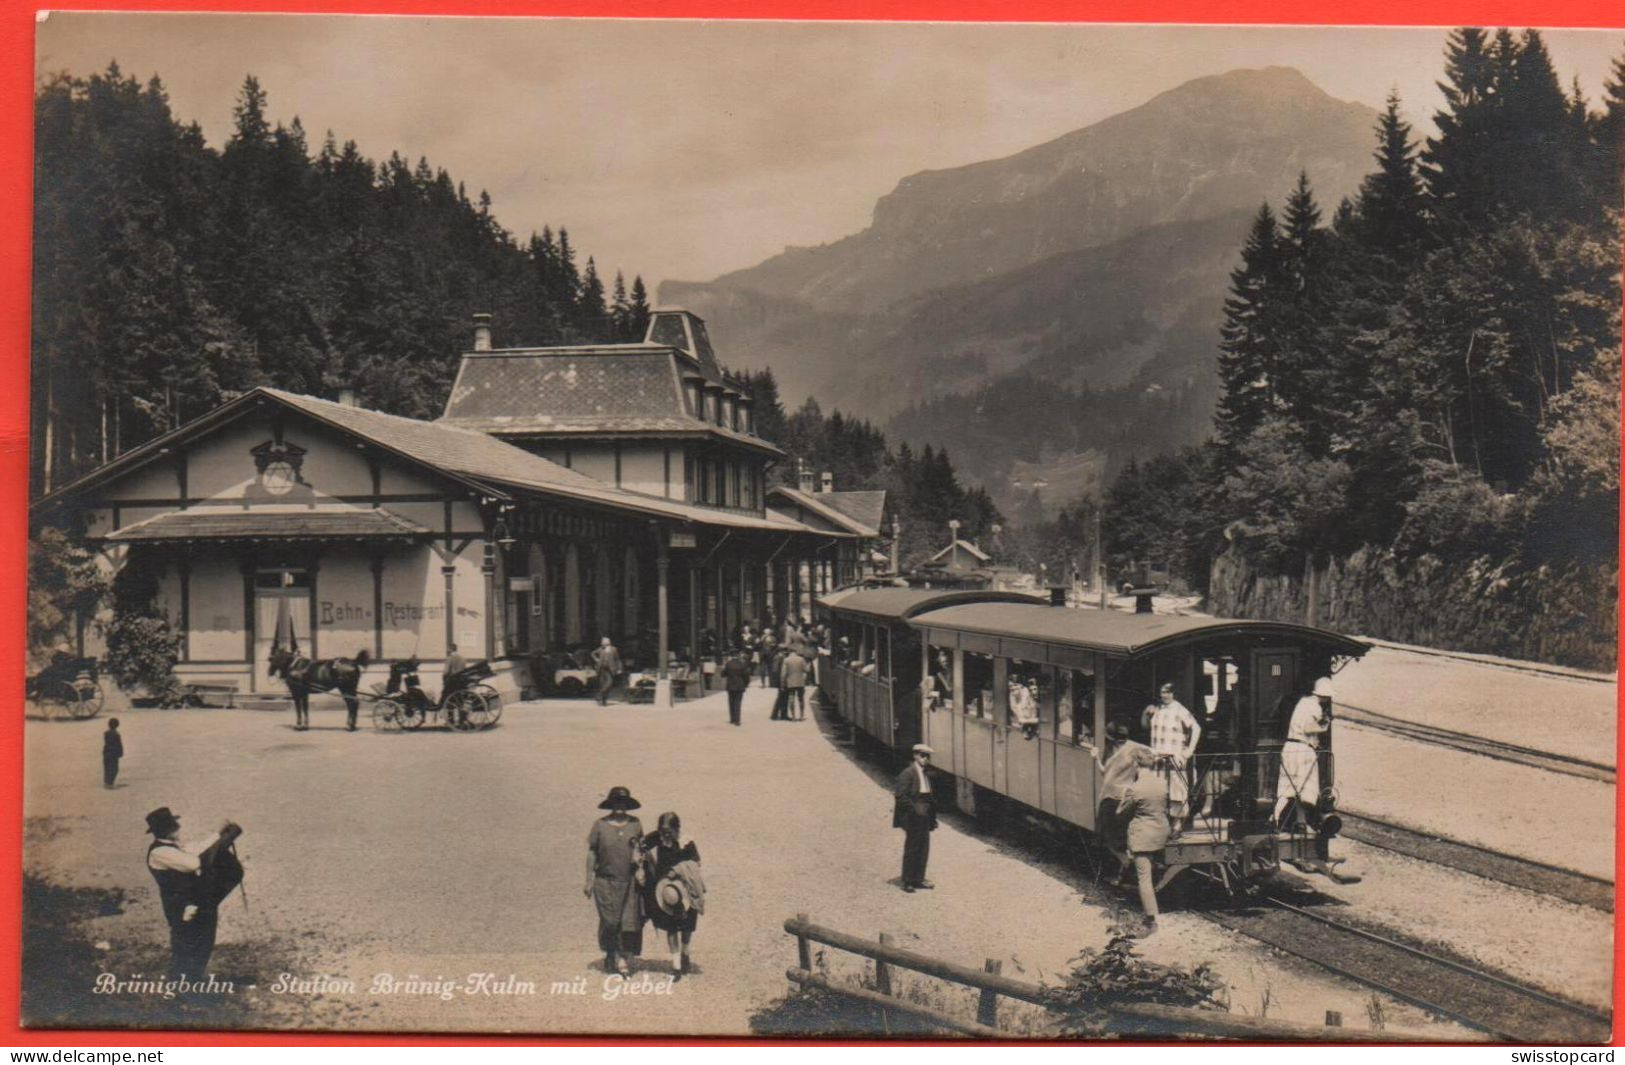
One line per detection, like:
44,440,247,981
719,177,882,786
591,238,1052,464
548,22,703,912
815,587,1371,891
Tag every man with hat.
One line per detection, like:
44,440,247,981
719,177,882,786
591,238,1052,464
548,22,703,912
1275,676,1337,864
720,646,753,726
145,807,240,981
1097,721,1156,870
892,744,938,892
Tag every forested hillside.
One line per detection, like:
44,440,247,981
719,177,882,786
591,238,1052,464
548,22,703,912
1078,29,1622,666
31,67,651,496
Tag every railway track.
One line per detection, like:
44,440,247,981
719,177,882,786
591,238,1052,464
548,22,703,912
1202,885,1613,1043
1336,702,1617,784
1339,812,1614,912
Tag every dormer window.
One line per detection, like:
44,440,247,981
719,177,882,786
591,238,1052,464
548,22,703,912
686,382,702,419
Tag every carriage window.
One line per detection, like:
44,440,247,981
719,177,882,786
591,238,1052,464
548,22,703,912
1056,667,1097,746
925,645,954,709
876,629,891,680
1006,659,1050,734
963,651,995,719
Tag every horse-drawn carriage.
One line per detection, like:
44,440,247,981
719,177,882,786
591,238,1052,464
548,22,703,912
26,655,105,720
368,657,503,732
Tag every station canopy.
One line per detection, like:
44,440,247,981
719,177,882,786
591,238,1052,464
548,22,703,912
910,602,1371,658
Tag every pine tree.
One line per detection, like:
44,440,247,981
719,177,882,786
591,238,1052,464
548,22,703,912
1352,90,1427,256
1215,204,1284,449
610,270,631,340
578,257,608,340
1422,27,1499,227
628,275,652,340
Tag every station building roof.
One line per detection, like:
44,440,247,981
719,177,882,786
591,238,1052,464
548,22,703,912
911,602,1371,658
40,387,836,539
107,506,428,542
768,486,885,538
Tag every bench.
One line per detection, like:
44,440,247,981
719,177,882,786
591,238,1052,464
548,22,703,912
182,683,239,708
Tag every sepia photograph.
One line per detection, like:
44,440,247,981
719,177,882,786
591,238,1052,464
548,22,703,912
19,12,1623,1042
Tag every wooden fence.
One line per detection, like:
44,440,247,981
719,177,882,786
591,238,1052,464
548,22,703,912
784,914,1431,1042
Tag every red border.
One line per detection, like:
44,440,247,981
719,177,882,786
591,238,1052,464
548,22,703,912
0,0,1620,1048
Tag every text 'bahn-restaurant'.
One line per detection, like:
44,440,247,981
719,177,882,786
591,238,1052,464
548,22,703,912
35,310,886,702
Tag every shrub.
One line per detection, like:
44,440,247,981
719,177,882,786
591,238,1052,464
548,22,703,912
104,613,184,706
26,527,109,665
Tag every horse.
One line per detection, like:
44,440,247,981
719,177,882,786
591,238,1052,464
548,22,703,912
267,647,371,731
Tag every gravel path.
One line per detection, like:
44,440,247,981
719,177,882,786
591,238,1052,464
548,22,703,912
22,690,1464,1039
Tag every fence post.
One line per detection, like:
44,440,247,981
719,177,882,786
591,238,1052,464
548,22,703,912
977,959,1002,1029
796,913,812,973
875,933,894,996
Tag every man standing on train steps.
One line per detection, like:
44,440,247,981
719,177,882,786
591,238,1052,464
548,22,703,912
1143,682,1200,831
893,744,937,892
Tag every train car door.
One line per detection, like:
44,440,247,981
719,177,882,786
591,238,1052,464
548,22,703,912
959,642,998,788
1002,647,1048,811
1245,647,1299,813
891,625,923,750
921,634,957,773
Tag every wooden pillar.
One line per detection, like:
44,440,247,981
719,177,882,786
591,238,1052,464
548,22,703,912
657,539,670,678
482,542,497,660
371,554,385,659
687,565,699,668
177,558,191,663
241,561,255,689
442,564,457,658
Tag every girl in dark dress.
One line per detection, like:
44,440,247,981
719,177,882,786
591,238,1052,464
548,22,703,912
642,811,702,977
585,786,645,975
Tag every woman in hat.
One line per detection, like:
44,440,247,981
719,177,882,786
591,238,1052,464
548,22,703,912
584,786,646,975
641,811,703,978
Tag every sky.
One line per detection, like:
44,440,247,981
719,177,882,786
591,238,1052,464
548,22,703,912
34,15,1625,293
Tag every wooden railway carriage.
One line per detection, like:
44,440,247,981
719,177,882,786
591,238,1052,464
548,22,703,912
817,588,1046,753
818,591,1371,888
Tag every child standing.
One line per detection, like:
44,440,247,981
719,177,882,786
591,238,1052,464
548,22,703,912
102,718,123,788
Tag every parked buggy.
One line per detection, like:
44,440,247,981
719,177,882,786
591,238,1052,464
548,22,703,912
367,656,502,732
26,654,105,721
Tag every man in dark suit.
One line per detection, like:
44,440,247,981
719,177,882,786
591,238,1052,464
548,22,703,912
720,646,753,726
893,743,938,892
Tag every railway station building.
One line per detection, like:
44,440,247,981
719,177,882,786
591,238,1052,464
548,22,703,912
34,310,884,700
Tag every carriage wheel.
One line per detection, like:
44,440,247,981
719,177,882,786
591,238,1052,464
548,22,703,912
463,684,501,729
400,700,428,730
443,691,482,731
557,676,585,697
371,699,406,731
69,682,104,719
45,680,82,721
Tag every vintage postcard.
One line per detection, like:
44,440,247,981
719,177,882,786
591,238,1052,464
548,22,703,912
22,14,1621,1041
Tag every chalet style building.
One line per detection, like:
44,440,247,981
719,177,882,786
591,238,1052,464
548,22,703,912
34,310,884,700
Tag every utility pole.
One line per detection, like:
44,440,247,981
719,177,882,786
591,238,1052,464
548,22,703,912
1095,499,1107,609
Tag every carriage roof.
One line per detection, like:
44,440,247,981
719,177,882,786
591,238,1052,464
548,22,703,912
910,602,1371,659
818,587,1046,622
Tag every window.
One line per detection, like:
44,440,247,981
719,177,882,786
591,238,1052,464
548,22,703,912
686,383,702,418
1057,667,1097,746
876,627,891,680
1008,659,1051,734
730,461,742,507
255,568,310,590
698,460,711,504
963,651,995,719
925,645,955,709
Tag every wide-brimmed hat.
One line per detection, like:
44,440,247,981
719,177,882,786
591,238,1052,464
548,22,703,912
656,878,693,917
145,807,180,836
1312,677,1336,698
912,743,935,756
598,786,641,811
